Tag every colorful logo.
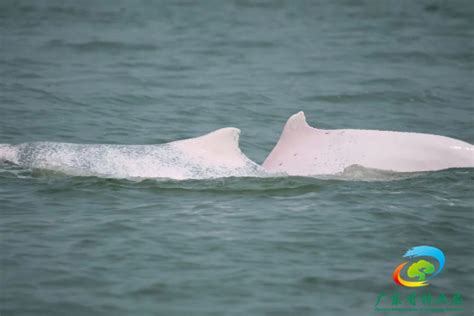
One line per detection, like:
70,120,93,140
393,246,445,287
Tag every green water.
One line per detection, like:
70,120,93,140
1,1,473,315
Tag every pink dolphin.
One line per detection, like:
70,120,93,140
0,128,264,180
263,111,474,176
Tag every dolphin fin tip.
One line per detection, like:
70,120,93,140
210,127,240,143
182,127,242,155
285,111,310,131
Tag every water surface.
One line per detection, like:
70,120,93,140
1,1,473,315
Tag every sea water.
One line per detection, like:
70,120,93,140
1,1,473,315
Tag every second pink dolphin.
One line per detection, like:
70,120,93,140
263,111,474,176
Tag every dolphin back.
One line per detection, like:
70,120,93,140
0,128,265,180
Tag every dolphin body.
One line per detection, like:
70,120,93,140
263,112,474,176
2,113,473,179
0,128,264,180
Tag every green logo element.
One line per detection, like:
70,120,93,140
374,292,464,313
407,260,435,281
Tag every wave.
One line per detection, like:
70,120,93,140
45,39,158,52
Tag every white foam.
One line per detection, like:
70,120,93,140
0,144,18,163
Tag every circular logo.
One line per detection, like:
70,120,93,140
392,246,445,287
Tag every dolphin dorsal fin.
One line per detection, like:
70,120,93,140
171,127,257,169
192,127,241,153
284,111,311,132
173,127,243,156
